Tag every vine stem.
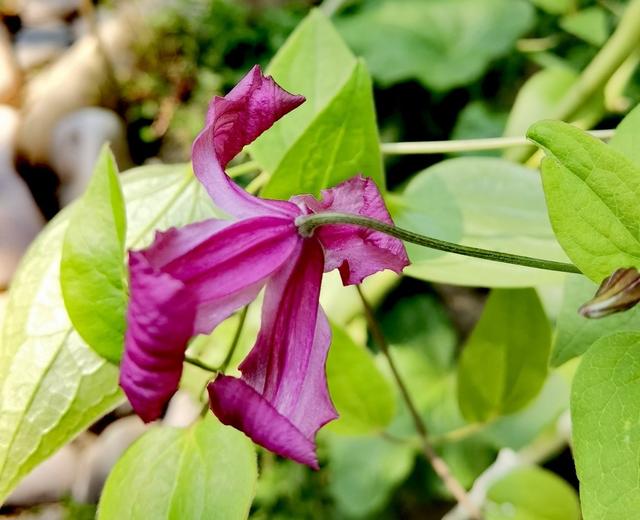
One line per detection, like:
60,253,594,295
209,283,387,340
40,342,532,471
296,213,581,274
356,287,484,520
380,129,614,155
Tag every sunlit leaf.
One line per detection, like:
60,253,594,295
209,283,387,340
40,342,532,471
98,415,257,519
528,120,640,281
60,146,127,363
572,332,640,519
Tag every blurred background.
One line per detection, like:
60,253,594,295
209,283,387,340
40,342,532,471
0,0,637,518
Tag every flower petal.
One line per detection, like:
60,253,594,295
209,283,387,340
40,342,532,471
121,215,301,422
208,239,338,468
120,252,196,423
293,175,410,284
192,65,304,219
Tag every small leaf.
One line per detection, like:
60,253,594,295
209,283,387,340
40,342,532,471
528,120,640,281
261,60,383,199
457,289,551,422
551,274,640,366
486,466,581,520
394,157,568,287
336,0,534,91
249,9,357,173
60,146,127,363
560,7,609,47
572,332,640,519
325,322,395,435
98,415,257,520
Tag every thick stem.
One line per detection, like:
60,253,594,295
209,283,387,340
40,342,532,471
356,287,484,520
380,129,614,155
296,213,581,275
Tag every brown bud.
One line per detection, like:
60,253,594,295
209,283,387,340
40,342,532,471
579,267,640,319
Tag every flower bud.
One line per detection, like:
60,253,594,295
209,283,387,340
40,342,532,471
579,267,640,318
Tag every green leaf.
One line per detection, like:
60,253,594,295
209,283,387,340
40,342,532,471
0,164,216,502
98,415,257,519
504,67,604,161
325,323,395,435
528,120,640,281
551,274,640,366
393,157,568,287
560,7,609,47
609,103,640,166
336,0,535,91
486,466,581,520
60,146,127,363
572,332,640,519
249,9,356,173
261,60,383,199
457,289,551,422
327,434,415,518
529,0,575,15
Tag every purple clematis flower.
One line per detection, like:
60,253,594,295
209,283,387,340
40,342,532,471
120,65,409,469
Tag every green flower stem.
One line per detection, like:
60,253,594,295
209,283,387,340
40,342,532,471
227,161,260,178
357,287,484,520
184,355,219,373
296,213,581,275
380,129,614,155
220,305,249,372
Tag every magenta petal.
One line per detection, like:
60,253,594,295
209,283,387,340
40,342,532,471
293,175,410,284
208,239,338,468
120,252,196,422
192,65,304,219
121,215,301,422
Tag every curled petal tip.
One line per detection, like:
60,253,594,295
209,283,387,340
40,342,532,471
579,267,640,318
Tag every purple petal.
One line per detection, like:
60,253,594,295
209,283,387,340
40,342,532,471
293,175,410,284
193,65,305,219
121,215,302,422
120,252,196,423
208,239,338,468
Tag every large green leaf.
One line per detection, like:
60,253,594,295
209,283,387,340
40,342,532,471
336,0,534,91
572,332,640,519
529,0,575,15
249,10,383,198
250,10,356,171
528,120,640,281
325,323,395,435
504,67,604,161
0,164,215,502
551,274,640,366
393,157,568,287
261,59,383,199
486,467,581,520
457,289,551,422
60,146,127,363
98,415,257,519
